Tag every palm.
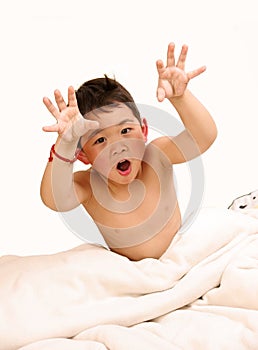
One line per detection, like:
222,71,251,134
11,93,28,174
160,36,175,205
42,86,99,142
158,66,189,98
156,43,206,101
55,106,80,135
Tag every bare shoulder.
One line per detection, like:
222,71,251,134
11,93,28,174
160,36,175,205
144,140,171,168
150,131,197,164
74,168,91,183
150,136,177,163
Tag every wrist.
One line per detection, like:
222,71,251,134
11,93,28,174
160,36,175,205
49,140,81,163
56,136,80,153
168,89,190,105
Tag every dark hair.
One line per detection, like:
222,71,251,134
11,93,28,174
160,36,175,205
75,75,141,124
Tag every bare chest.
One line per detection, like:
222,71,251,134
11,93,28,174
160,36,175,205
84,162,178,249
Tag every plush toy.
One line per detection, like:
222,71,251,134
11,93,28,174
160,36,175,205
228,189,258,219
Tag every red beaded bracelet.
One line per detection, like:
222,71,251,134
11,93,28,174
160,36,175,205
48,144,80,164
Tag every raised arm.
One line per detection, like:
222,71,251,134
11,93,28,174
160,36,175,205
153,42,217,163
40,86,99,211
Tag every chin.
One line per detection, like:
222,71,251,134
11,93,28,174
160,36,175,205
109,173,137,186
111,167,140,185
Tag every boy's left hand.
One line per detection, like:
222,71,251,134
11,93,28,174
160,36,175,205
156,43,206,102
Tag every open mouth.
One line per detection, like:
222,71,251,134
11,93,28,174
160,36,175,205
116,159,131,176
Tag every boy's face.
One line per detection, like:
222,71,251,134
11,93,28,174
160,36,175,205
80,103,148,185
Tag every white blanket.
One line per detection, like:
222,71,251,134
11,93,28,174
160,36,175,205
1,208,258,350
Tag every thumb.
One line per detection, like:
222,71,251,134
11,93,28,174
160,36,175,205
70,119,100,140
157,87,165,102
84,120,100,130
42,123,61,133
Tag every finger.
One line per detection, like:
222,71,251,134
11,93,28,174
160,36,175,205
187,65,206,80
72,119,100,140
42,97,59,120
177,44,188,70
42,123,60,133
156,87,166,102
67,86,78,107
166,42,175,67
156,60,166,75
54,89,67,111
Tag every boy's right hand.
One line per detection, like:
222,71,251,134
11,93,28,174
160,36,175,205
42,86,99,143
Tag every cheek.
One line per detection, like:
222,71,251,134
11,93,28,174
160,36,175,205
91,148,113,177
129,139,146,160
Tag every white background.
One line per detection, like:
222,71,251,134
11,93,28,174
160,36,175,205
1,0,257,256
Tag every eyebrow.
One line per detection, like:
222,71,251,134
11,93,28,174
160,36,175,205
87,118,137,140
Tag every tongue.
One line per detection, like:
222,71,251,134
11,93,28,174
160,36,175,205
117,160,130,171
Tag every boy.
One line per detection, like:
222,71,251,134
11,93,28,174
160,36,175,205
40,43,217,261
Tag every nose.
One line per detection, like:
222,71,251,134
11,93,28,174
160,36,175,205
110,141,129,157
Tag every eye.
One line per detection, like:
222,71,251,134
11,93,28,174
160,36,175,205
253,196,256,200
121,127,132,134
94,137,106,144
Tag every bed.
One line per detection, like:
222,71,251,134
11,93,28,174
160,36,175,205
0,205,258,349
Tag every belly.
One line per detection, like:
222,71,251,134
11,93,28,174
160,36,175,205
110,204,181,261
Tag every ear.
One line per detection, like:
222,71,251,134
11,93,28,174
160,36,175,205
141,118,148,142
77,149,90,165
